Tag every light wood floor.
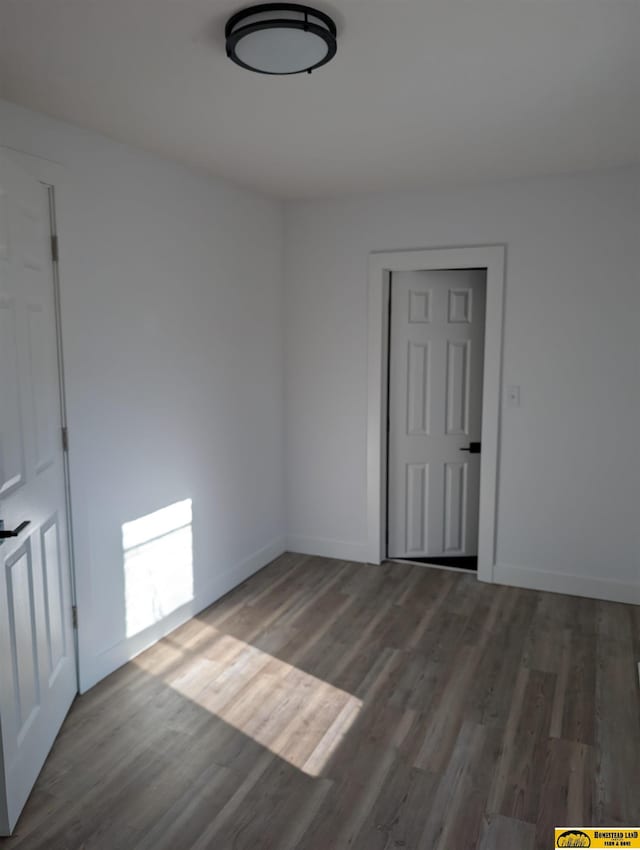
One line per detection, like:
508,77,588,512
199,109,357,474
2,553,639,849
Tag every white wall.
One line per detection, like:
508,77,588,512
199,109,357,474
0,98,286,691
283,168,640,603
1,97,637,699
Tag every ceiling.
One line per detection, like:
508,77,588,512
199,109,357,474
1,0,639,199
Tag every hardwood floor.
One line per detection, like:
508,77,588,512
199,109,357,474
2,553,639,849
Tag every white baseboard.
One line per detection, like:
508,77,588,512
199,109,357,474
286,535,369,563
79,537,286,692
80,543,636,690
285,544,639,606
491,562,640,606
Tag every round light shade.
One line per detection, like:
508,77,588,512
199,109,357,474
225,4,337,75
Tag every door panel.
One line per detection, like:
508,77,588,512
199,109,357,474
0,296,25,496
444,461,467,553
0,151,76,836
445,339,470,435
448,287,472,323
27,303,58,474
388,269,486,560
41,516,67,681
407,341,430,435
6,542,40,737
406,462,429,554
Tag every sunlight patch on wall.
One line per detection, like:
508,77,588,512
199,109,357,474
123,498,194,638
135,628,362,777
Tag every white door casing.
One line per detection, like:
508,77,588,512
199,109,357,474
0,151,76,835
366,246,506,579
388,269,486,560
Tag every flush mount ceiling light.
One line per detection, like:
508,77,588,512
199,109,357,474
225,3,337,75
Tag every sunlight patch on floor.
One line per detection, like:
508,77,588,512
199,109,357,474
134,627,361,776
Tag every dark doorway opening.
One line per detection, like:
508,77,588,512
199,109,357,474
408,556,478,572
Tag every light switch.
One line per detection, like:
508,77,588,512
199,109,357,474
506,385,521,408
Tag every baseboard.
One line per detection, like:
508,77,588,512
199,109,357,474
286,535,369,563
79,537,286,692
491,562,640,606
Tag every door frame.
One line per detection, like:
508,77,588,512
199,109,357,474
366,245,506,583
0,146,80,688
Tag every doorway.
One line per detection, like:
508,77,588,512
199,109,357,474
366,246,506,583
387,268,486,571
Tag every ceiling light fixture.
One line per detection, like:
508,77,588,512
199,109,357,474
225,3,337,75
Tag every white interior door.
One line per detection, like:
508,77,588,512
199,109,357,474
0,151,77,835
388,269,486,560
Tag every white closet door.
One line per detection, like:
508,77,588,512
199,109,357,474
388,269,486,560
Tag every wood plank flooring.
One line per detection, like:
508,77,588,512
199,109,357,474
2,553,639,849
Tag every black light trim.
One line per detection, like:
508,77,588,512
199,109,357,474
225,3,337,75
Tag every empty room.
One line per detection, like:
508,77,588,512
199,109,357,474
0,1,639,848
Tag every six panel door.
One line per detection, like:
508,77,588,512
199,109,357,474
388,269,486,560
0,151,76,835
